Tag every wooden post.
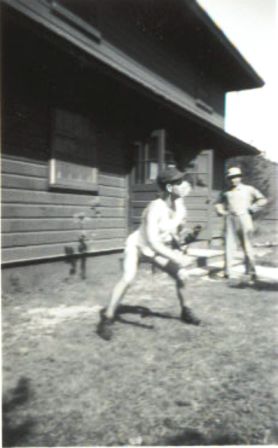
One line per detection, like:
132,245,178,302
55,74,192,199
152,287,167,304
151,129,166,172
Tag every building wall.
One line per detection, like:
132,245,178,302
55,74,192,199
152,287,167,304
1,156,127,264
99,1,225,124
210,154,226,239
2,5,227,268
1,23,129,265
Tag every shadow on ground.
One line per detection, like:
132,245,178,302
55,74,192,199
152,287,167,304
2,377,35,447
228,280,278,291
159,427,247,445
115,304,179,329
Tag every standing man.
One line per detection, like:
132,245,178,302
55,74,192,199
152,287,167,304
215,166,267,281
97,166,201,341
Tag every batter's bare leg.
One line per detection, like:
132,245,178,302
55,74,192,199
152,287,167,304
97,246,139,340
154,256,201,325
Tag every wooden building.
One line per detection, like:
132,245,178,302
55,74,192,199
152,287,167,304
1,0,264,271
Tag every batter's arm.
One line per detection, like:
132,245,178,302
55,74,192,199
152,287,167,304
145,203,188,266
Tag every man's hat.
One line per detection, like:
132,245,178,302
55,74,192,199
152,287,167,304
226,167,242,178
157,166,186,186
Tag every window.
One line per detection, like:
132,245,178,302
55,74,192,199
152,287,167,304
133,138,158,185
49,109,98,192
182,155,209,189
133,129,175,184
164,148,175,168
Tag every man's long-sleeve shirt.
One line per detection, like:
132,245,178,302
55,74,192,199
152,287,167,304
215,183,267,216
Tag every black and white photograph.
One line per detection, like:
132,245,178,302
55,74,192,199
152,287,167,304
1,0,277,446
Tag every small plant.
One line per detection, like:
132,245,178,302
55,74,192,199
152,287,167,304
71,212,92,279
73,212,91,249
9,273,23,293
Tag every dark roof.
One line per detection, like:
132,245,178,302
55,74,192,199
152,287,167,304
102,0,264,92
186,0,264,91
2,0,262,157
99,0,264,92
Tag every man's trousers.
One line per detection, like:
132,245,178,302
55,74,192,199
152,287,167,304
224,213,256,277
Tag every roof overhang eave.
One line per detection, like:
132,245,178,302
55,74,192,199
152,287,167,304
175,104,261,158
208,129,261,158
3,0,261,158
189,0,265,90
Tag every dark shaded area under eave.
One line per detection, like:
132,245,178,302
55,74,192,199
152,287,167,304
200,125,260,158
166,104,260,159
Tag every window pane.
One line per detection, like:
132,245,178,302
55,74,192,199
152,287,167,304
133,140,159,184
50,109,98,191
149,162,158,180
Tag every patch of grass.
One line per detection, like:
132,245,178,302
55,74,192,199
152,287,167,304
255,245,278,267
2,271,278,446
254,219,278,244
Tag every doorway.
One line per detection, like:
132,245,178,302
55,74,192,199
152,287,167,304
129,130,213,242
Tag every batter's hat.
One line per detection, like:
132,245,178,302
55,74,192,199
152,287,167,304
157,167,186,186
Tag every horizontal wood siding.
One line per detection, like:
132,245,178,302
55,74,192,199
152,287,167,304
2,21,131,266
211,190,225,238
2,240,125,264
210,155,225,238
100,4,225,122
1,156,127,264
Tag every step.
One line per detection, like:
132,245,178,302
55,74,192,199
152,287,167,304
206,258,242,274
185,267,208,277
187,248,224,268
230,264,278,282
186,258,242,278
119,249,225,273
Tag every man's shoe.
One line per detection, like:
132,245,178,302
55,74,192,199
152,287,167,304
181,306,201,326
96,310,114,341
248,272,258,284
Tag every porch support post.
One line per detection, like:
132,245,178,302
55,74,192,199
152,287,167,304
151,129,166,172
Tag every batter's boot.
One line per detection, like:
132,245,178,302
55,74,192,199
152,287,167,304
97,309,114,341
181,306,201,326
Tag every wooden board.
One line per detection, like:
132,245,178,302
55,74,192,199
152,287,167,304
1,153,128,263
2,239,125,264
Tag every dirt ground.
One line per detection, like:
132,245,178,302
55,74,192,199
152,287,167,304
2,262,278,447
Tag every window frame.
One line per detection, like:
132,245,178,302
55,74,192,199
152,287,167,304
48,108,99,193
132,129,174,185
49,158,98,192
